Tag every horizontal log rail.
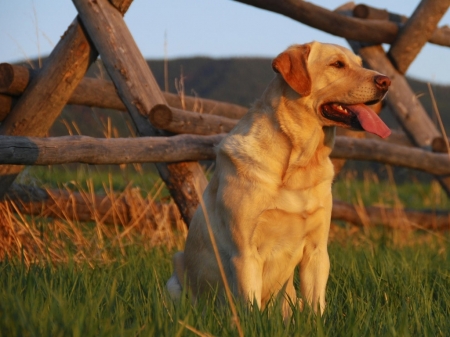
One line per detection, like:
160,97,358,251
0,134,449,176
0,134,222,165
0,63,248,120
4,184,181,228
148,104,450,150
332,200,449,230
232,0,450,47
332,137,450,176
4,184,449,230
148,104,238,135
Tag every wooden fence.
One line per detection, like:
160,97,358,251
0,0,449,230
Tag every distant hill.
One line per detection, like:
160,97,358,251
147,57,274,108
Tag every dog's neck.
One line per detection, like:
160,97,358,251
263,77,335,169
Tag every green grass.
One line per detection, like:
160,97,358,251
332,175,450,210
18,164,172,199
1,237,449,336
21,164,160,191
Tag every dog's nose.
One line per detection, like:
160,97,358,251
374,75,391,91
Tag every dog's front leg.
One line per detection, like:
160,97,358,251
299,243,329,314
231,251,263,308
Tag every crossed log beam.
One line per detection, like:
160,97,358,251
232,0,450,47
0,0,211,226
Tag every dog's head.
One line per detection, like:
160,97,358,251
272,42,391,138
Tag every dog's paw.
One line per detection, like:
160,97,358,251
166,274,182,300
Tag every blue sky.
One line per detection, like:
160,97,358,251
0,0,449,84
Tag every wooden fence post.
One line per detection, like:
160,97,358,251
388,0,450,74
72,0,208,225
0,0,132,198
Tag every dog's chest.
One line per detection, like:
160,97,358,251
273,186,323,216
272,163,333,215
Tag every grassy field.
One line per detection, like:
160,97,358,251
1,234,449,336
1,165,449,336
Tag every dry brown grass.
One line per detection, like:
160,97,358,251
0,182,187,267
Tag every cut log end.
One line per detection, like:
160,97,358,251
0,63,31,95
148,104,173,129
0,63,15,93
432,137,449,153
352,4,407,23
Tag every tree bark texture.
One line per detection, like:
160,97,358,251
0,134,221,165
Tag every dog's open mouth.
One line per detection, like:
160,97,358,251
321,102,391,138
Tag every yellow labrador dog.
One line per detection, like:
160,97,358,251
167,41,391,318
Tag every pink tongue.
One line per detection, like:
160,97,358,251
349,104,391,138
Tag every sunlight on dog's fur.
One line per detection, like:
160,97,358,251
166,41,391,320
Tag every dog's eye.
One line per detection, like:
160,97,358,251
330,61,345,69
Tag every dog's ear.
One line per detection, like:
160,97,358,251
272,45,311,96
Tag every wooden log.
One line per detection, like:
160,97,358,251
163,92,247,119
0,63,32,95
233,0,450,47
332,137,450,176
4,184,449,231
432,137,450,153
0,63,248,119
0,94,13,121
72,0,208,226
0,0,133,199
332,200,449,230
148,104,238,135
0,19,97,198
0,134,449,176
352,4,408,23
430,25,450,47
3,183,182,228
147,102,412,148
146,103,449,157
109,0,133,14
0,134,222,165
388,0,450,74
